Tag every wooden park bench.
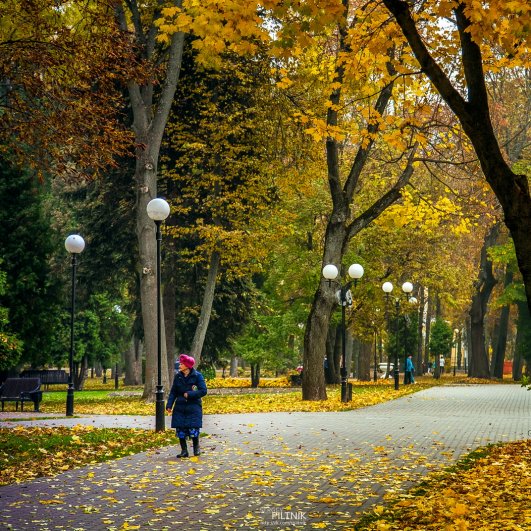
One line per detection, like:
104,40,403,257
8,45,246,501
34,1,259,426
20,369,68,389
0,378,42,412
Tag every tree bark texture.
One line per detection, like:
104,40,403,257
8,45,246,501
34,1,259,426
190,251,220,366
358,342,372,381
468,224,499,378
416,287,425,373
513,302,530,380
491,269,512,378
425,291,434,375
250,363,260,388
124,335,142,386
230,355,238,377
164,273,176,382
325,325,341,384
383,0,531,315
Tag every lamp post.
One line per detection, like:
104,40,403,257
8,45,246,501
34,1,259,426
64,234,85,417
323,262,364,402
453,328,459,376
147,197,171,432
382,281,415,391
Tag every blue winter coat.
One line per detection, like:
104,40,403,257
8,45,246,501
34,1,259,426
166,369,207,428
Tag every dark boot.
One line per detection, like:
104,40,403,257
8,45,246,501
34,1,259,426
176,438,189,458
192,436,201,456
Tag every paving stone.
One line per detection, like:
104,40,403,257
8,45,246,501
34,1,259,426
0,384,529,530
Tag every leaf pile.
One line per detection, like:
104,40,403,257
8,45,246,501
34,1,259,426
205,377,292,388
30,384,432,416
360,439,531,530
0,425,175,486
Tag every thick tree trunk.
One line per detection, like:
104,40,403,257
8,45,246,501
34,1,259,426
326,325,341,384
304,283,337,400
74,355,88,391
137,173,169,399
190,251,220,366
468,225,499,378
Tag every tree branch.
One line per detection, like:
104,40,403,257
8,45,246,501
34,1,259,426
382,0,471,121
346,142,418,240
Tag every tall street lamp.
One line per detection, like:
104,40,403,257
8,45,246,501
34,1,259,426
147,197,170,432
323,262,364,402
382,281,415,391
64,234,85,417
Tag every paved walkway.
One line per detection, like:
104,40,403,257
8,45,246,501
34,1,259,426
0,384,529,530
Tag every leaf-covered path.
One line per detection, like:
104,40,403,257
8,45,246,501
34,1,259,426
0,385,529,530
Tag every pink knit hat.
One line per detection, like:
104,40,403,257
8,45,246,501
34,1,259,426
179,354,195,369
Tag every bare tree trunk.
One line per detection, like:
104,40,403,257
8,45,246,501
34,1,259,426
164,273,176,382
230,355,238,377
513,301,530,380
468,224,499,378
491,269,512,378
124,335,142,386
190,251,220,366
74,355,89,391
250,363,260,388
358,342,372,381
324,324,337,384
417,286,425,373
425,291,435,376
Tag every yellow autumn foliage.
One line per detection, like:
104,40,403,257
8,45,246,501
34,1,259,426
364,439,531,530
34,384,434,416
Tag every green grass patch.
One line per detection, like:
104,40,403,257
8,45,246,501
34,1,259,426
0,426,176,485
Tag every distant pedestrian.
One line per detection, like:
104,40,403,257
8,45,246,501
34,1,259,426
405,355,415,384
439,355,445,375
427,361,433,374
166,354,207,458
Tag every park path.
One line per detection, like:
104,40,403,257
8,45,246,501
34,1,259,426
0,384,529,530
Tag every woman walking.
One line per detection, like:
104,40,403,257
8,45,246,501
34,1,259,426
166,354,207,458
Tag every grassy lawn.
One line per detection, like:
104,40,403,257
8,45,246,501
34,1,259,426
0,425,176,486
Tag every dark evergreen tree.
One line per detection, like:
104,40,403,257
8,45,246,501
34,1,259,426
0,156,63,367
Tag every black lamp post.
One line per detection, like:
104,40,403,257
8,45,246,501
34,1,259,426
64,234,85,417
382,281,416,391
147,197,170,432
373,330,378,382
322,263,364,402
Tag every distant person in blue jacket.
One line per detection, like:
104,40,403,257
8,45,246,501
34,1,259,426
166,354,207,458
405,355,415,384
